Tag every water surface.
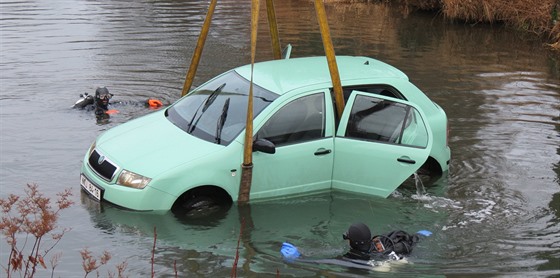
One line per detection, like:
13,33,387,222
1,0,559,276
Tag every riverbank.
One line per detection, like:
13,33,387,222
327,0,560,51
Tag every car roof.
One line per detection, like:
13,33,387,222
234,56,409,95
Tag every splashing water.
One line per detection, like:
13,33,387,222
413,172,426,196
409,173,462,211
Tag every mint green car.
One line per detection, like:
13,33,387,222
80,56,450,213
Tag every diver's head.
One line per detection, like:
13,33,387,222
95,87,112,109
343,222,372,252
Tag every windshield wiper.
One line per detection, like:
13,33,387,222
215,98,230,144
188,83,226,133
203,83,225,112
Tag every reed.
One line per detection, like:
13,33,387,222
231,218,245,278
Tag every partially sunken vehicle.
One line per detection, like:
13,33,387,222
80,56,450,213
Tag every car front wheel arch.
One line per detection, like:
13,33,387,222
171,186,233,219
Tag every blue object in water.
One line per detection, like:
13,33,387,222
281,242,301,261
417,230,432,236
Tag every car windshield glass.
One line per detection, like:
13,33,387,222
166,71,278,145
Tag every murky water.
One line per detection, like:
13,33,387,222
1,0,559,276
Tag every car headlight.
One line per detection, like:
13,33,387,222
117,169,151,189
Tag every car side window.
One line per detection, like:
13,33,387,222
256,93,325,146
345,94,428,148
331,85,404,129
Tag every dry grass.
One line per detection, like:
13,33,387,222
403,0,560,49
443,0,553,32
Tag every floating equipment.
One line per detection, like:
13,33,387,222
147,98,163,108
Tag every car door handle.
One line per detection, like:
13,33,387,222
397,156,416,164
314,148,332,156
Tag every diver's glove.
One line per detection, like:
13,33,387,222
280,242,301,262
416,230,432,236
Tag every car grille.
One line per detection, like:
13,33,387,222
88,149,118,181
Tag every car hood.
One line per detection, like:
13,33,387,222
96,110,223,178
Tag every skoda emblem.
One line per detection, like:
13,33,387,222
98,155,106,165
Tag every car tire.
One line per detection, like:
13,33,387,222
173,195,228,220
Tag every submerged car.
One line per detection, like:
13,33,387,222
80,56,450,213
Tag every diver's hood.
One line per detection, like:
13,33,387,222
345,222,372,252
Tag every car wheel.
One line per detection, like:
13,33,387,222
173,195,229,220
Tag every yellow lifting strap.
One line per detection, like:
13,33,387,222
180,0,218,97
314,0,345,119
238,0,261,204
266,0,282,60
182,0,345,203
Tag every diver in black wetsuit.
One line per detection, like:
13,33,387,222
280,222,431,269
73,87,163,122
342,222,420,262
73,87,109,110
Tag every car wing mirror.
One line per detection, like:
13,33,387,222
253,138,276,154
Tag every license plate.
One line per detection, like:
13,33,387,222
80,174,102,201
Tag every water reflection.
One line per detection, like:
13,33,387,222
81,188,450,276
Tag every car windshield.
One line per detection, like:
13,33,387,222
166,71,278,145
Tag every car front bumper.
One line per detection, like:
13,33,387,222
80,159,177,211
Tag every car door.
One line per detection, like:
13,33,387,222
250,91,335,199
332,90,433,197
